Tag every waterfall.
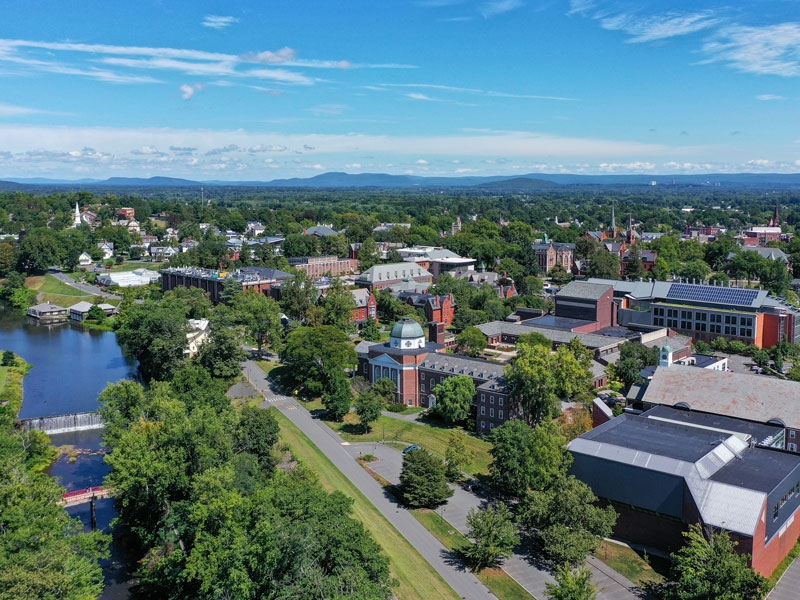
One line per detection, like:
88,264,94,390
19,412,106,435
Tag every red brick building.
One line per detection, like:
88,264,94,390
287,255,359,278
351,288,378,325
395,292,456,327
161,266,294,303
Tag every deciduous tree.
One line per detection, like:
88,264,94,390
322,369,352,422
432,375,475,425
463,504,519,571
456,326,487,357
545,565,598,600
355,390,384,432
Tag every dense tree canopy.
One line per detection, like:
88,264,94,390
398,448,453,508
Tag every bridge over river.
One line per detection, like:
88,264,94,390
59,486,114,507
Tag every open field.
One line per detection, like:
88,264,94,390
272,409,462,600
325,413,492,475
27,274,92,297
594,541,668,587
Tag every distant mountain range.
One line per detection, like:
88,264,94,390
3,171,800,190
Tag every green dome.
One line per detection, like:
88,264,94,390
390,317,424,340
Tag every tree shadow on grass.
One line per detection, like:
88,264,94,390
440,546,472,572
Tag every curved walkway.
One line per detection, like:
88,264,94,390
241,360,495,600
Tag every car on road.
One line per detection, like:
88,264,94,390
402,444,419,454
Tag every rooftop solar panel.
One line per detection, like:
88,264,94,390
665,283,759,307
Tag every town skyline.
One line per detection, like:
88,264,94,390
2,0,800,180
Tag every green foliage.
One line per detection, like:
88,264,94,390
664,524,767,600
235,405,280,471
358,237,381,270
197,327,247,379
444,431,475,481
279,325,356,398
233,289,283,352
545,565,598,600
355,390,384,432
463,503,519,571
322,369,353,422
399,448,453,508
519,475,616,565
372,377,398,404
505,343,561,425
279,270,318,323
319,277,357,332
360,316,382,341
587,249,620,280
456,326,487,357
115,299,189,381
432,375,476,425
549,263,574,285
489,419,570,498
1,350,14,367
86,304,107,322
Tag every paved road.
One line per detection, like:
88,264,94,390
240,360,495,600
49,270,122,300
769,556,800,600
339,440,640,600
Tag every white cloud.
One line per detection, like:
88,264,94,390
756,94,785,101
598,11,719,43
406,92,440,101
345,163,362,168
703,23,800,76
480,0,524,18
180,83,205,100
202,15,239,30
247,47,297,64
0,103,47,117
598,161,656,172
416,159,429,164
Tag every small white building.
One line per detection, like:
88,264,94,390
78,252,93,266
185,318,210,357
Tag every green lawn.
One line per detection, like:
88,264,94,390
326,414,492,475
0,366,8,394
411,509,535,600
594,541,668,587
27,274,92,297
272,409,462,600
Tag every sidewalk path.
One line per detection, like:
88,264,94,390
241,360,496,600
769,556,800,600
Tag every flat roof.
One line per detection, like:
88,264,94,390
643,405,782,446
525,314,596,331
556,281,611,301
642,365,800,429
711,448,800,493
581,413,727,463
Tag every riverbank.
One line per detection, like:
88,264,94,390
0,350,31,417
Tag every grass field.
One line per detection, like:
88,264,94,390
0,365,8,393
411,509,535,600
27,274,92,297
272,409,462,600
594,541,668,587
326,413,492,475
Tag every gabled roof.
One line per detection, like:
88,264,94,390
351,288,373,308
356,262,432,283
304,225,339,237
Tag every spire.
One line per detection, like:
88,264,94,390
774,204,780,227
628,213,634,244
73,202,81,228
610,202,617,238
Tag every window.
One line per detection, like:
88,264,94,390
654,317,664,327
499,397,504,406
667,319,678,328
481,394,485,401
480,420,486,430
725,315,736,325
420,372,425,381
421,384,425,393
490,396,495,404
363,363,368,374
696,312,707,321
791,431,796,439
681,321,691,330
681,310,691,319
490,408,495,417
499,410,504,420
480,406,485,415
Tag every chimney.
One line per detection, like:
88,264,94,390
428,321,445,345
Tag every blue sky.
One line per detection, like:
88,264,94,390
1,0,799,180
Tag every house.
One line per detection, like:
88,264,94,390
395,291,456,327
149,246,178,261
589,277,800,347
727,247,791,266
78,252,93,267
627,364,800,452
351,288,378,325
620,248,657,274
185,318,210,357
450,268,517,299
355,262,433,292
303,224,339,238
569,411,800,577
116,207,136,219
245,221,266,237
68,301,116,321
27,301,68,322
97,241,114,260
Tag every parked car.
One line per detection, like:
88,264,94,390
402,444,419,454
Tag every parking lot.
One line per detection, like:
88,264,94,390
721,353,792,378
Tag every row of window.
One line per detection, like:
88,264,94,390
653,318,754,339
653,307,753,327
479,406,504,419
479,420,496,431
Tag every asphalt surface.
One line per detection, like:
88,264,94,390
240,360,495,600
49,269,122,299
768,556,800,600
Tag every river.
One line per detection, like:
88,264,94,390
0,307,138,599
